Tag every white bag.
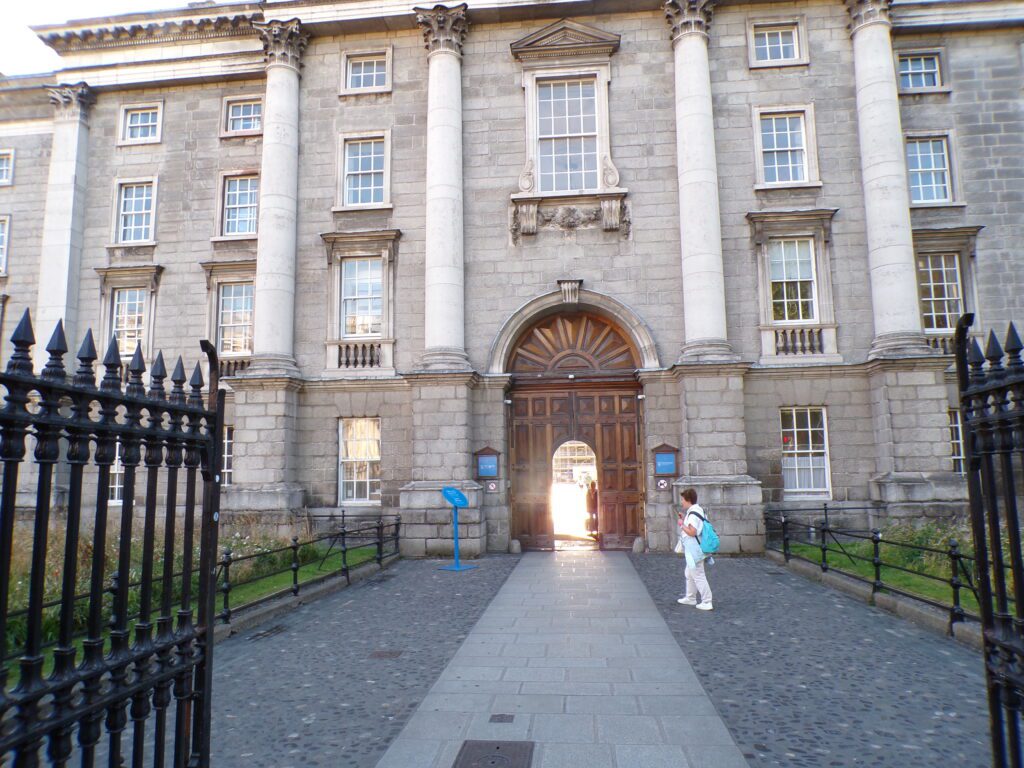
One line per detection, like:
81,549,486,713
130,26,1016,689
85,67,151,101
673,536,684,554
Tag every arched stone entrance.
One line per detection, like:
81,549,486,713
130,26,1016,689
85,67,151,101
507,311,644,550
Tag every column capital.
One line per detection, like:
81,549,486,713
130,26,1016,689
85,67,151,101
845,0,893,34
253,19,308,71
46,83,95,122
414,3,469,56
664,0,715,40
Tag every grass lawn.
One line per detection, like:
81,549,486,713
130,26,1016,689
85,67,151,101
787,541,981,618
225,544,378,612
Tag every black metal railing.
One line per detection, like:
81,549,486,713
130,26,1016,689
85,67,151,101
955,315,1024,768
765,508,980,634
0,310,223,767
216,515,400,623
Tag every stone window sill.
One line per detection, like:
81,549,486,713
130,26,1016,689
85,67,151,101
899,86,952,96
332,203,393,213
754,181,823,192
750,59,809,70
911,202,966,210
220,130,263,139
783,491,832,501
210,235,258,243
338,87,392,98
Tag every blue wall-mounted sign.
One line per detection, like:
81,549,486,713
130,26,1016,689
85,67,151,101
442,486,469,508
477,454,499,478
654,452,677,477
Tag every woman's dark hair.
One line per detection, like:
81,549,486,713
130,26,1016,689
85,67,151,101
681,487,698,504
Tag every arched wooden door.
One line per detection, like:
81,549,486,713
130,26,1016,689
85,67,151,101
508,312,644,550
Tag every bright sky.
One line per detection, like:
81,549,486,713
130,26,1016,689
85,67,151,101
1,2,183,77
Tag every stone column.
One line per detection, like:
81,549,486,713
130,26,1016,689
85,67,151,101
664,1,733,362
415,4,471,371
251,19,307,374
35,83,94,367
846,0,930,358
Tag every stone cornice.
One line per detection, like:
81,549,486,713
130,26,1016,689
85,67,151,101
414,4,469,56
38,14,261,54
47,83,95,121
253,19,308,70
663,0,716,40
845,0,893,34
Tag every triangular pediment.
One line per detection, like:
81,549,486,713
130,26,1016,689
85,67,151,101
510,19,621,61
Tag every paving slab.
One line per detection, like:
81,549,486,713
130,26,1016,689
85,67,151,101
374,551,748,768
630,553,991,768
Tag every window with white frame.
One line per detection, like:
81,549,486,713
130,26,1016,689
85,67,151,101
222,175,259,236
906,136,951,204
780,407,830,495
116,182,154,243
342,137,387,207
348,55,387,90
112,287,147,357
752,24,800,64
537,78,599,193
110,441,124,504
341,258,383,337
226,99,262,134
0,150,12,185
119,104,162,145
917,252,963,334
222,427,234,485
768,238,817,322
948,409,965,474
760,113,807,184
339,418,381,503
0,216,9,274
217,283,254,356
899,53,942,90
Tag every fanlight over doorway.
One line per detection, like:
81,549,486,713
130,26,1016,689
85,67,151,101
509,312,639,374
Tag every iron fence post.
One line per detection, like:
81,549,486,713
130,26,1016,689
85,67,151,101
291,536,300,596
872,529,882,595
220,549,232,625
820,518,829,573
949,539,965,633
377,518,384,565
341,520,350,586
781,515,790,562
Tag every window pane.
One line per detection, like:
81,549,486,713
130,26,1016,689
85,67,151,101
906,138,950,203
112,287,146,357
899,54,940,89
0,218,8,273
341,257,383,336
761,114,806,184
753,26,798,62
348,57,388,89
344,139,385,205
124,108,159,140
339,418,382,502
227,100,262,132
0,152,11,184
218,282,254,355
917,253,963,332
118,182,153,243
768,239,817,321
537,78,599,193
224,176,259,235
780,407,829,493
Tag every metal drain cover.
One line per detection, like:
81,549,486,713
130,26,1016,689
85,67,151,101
451,740,534,768
489,714,514,723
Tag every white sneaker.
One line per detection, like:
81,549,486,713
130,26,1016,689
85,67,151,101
696,602,714,611
676,596,698,606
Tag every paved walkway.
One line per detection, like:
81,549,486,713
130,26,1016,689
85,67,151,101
630,554,991,768
374,551,748,768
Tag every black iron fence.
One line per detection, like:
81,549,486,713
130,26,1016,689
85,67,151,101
216,515,400,622
954,315,1024,767
0,311,223,767
765,508,980,634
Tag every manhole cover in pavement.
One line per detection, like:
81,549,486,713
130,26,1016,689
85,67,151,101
369,649,403,659
489,714,514,723
452,740,534,768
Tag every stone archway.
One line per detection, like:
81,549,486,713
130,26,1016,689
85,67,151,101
507,310,644,550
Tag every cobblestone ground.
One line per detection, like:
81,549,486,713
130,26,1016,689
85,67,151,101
630,553,991,768
210,556,519,768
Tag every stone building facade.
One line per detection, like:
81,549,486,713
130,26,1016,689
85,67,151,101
1,0,1021,555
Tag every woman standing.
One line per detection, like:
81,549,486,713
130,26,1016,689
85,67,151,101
676,487,713,611
586,481,599,539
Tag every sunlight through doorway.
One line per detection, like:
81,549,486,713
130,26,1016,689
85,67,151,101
551,440,598,548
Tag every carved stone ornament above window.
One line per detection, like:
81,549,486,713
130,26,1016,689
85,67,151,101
509,19,629,243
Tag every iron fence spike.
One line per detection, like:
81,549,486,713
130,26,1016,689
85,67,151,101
189,361,205,389
171,356,186,384
1004,323,1022,369
985,330,1004,363
128,344,146,374
45,320,68,357
76,328,97,363
102,336,122,367
11,308,34,346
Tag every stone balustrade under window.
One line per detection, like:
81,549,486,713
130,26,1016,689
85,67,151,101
759,324,840,365
325,338,395,375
